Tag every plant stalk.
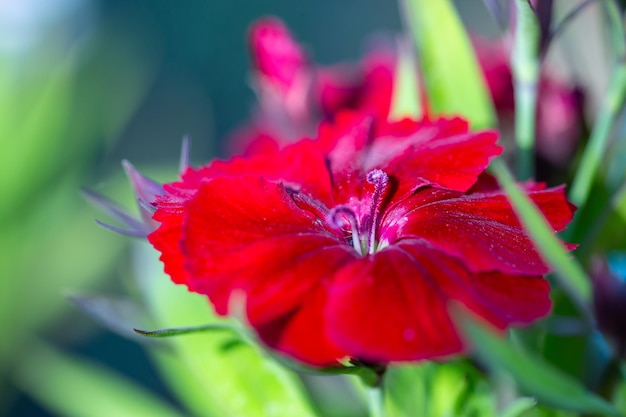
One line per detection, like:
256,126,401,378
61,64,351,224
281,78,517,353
366,385,384,417
512,0,541,181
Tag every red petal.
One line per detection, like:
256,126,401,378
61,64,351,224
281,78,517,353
318,114,502,204
317,49,395,120
183,176,356,324
327,242,551,362
397,241,551,328
327,247,462,362
355,50,395,119
148,202,188,285
384,186,575,275
258,284,349,366
149,139,336,286
199,140,334,206
226,126,281,157
369,120,502,195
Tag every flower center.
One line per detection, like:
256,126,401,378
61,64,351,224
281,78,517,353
327,169,390,256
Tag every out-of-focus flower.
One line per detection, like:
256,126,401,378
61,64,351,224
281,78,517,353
239,18,584,169
148,111,575,366
473,37,585,167
247,17,312,131
592,256,626,356
230,17,397,156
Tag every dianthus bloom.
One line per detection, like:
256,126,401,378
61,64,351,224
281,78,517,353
235,16,584,170
148,111,575,366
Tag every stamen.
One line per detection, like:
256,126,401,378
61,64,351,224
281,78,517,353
287,189,329,220
327,206,363,256
365,169,390,254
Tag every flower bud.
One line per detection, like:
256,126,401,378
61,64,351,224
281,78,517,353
592,256,626,356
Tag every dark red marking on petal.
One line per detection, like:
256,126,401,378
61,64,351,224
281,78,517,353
397,241,551,329
383,186,575,275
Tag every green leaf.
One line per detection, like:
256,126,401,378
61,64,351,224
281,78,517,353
133,323,240,338
0,61,73,220
614,181,626,223
500,397,537,417
569,64,626,208
0,178,127,374
453,305,622,416
403,0,495,128
388,38,423,121
133,241,320,417
13,342,187,417
491,159,592,313
385,361,495,417
568,0,626,209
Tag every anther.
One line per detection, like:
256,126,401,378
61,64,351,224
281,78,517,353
288,189,329,220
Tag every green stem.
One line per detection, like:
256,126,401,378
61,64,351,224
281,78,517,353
366,385,384,417
605,0,626,60
568,0,626,210
512,0,541,181
569,64,626,208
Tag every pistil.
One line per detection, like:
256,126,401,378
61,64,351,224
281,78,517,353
326,169,391,256
328,206,363,256
365,169,390,254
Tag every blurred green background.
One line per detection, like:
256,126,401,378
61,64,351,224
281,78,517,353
1,1,405,415
1,1,615,416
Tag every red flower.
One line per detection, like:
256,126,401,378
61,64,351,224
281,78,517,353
149,112,575,366
239,18,584,170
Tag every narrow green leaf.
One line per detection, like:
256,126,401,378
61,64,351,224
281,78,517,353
0,180,127,374
453,306,621,416
569,0,626,208
614,180,626,222
366,385,384,417
133,323,239,338
0,63,73,220
500,397,537,417
133,241,320,417
569,64,626,208
13,342,187,417
403,0,495,128
388,38,422,121
605,0,626,64
491,159,592,314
